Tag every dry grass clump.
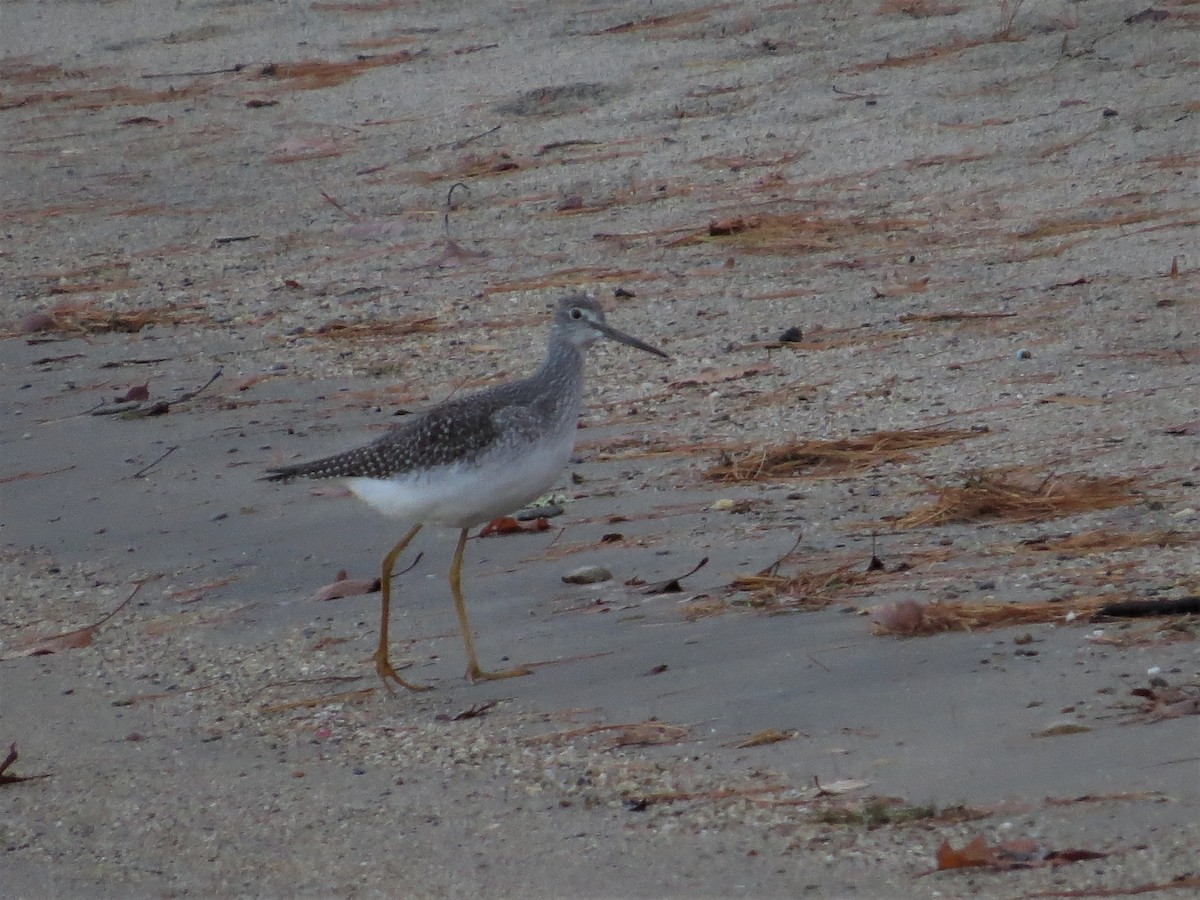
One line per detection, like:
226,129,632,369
307,315,439,339
869,595,1110,636
707,428,976,482
896,471,1139,528
730,562,881,610
1022,528,1193,556
17,299,208,336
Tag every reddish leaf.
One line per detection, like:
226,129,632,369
479,517,524,536
479,516,550,536
937,835,998,870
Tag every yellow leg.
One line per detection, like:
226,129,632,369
450,527,532,683
374,523,433,693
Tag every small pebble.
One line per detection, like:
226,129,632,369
1016,348,1032,360
562,565,612,585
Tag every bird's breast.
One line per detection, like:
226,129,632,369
345,425,576,528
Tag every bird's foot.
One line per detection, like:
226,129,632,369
374,648,433,694
467,662,533,683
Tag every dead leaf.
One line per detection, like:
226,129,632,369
937,835,998,870
312,576,379,601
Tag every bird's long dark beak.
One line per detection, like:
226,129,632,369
596,321,670,359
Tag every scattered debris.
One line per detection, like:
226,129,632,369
89,369,223,422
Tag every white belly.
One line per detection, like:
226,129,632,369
344,430,574,528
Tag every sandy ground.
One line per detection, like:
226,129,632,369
2,0,1199,896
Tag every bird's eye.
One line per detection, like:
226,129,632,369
569,307,584,320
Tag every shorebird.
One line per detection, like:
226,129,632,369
264,293,668,691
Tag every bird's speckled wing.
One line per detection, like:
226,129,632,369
263,379,559,482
